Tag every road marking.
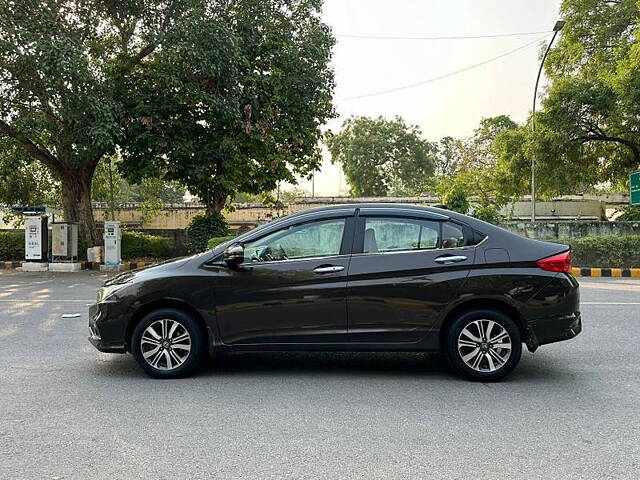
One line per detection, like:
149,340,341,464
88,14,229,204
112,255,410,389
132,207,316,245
582,302,640,305
0,299,91,303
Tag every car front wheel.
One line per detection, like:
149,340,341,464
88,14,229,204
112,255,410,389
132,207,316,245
131,309,206,379
446,309,522,382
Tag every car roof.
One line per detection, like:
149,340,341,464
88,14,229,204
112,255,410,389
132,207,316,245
229,203,502,244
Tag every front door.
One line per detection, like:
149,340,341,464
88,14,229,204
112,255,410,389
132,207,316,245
215,217,353,345
347,216,475,344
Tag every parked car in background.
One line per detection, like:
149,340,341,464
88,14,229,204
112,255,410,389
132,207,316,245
89,204,581,381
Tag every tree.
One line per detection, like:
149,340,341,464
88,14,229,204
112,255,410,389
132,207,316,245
92,156,186,222
437,116,519,209
0,137,61,223
530,0,640,190
326,116,437,196
120,0,335,214
0,0,200,244
434,136,464,178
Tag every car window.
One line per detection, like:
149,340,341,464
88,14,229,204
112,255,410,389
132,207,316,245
244,218,346,262
363,218,439,253
442,222,465,248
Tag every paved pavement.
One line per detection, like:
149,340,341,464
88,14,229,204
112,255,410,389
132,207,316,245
0,271,639,479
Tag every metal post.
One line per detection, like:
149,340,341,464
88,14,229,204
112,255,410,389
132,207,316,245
531,21,564,222
108,156,116,221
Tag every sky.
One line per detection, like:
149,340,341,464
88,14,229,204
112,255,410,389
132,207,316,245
292,0,563,196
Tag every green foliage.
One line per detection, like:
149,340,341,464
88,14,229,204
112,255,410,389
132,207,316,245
327,116,436,196
121,0,336,212
436,116,520,209
562,235,640,268
434,136,464,178
187,213,229,253
208,235,236,249
92,156,186,223
0,138,61,224
616,205,640,221
527,0,640,192
0,231,24,260
122,231,173,260
438,185,470,214
472,206,503,224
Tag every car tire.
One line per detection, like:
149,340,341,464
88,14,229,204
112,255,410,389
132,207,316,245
131,308,206,379
445,309,522,382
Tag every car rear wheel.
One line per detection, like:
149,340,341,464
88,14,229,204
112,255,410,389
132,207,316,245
445,309,522,382
131,309,206,379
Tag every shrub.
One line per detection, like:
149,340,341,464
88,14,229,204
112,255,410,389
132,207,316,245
187,213,229,253
0,231,24,260
207,235,236,249
559,235,640,268
616,205,640,221
472,206,503,225
441,185,470,214
122,231,173,259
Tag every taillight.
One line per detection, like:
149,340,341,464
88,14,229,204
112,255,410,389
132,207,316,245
536,251,572,273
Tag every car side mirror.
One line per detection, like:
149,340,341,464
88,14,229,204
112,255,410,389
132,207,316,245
223,244,244,267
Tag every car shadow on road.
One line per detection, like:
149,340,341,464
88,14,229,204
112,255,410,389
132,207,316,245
202,351,451,378
90,350,580,385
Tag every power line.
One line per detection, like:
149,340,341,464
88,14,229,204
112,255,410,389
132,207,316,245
336,30,552,41
341,34,550,101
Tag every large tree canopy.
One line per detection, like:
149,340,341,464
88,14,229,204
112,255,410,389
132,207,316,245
327,116,436,196
120,0,335,214
0,0,198,243
0,0,335,244
495,0,640,198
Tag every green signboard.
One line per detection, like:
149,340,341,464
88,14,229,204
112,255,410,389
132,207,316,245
632,171,640,206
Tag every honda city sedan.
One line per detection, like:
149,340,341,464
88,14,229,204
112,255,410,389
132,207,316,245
89,204,581,381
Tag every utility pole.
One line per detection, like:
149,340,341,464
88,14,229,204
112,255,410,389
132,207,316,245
531,20,565,222
108,156,115,221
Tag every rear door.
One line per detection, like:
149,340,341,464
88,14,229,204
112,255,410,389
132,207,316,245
346,213,476,344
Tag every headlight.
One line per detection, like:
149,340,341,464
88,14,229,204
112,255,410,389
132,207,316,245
96,283,129,303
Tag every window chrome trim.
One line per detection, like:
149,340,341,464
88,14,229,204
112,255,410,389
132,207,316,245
358,207,449,221
350,235,488,258
239,253,352,267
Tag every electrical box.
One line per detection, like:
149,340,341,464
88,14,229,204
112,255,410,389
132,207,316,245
24,216,48,262
103,221,122,266
52,223,78,259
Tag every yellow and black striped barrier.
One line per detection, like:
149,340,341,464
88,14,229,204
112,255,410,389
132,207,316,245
572,267,640,278
1,261,22,269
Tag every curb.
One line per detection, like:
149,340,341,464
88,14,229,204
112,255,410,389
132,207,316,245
0,261,152,271
572,267,640,278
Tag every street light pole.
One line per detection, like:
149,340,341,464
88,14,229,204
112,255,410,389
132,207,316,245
531,20,565,222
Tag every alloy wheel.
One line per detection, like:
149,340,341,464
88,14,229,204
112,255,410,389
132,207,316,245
457,319,512,373
140,319,192,371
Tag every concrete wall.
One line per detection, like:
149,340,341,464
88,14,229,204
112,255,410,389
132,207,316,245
501,221,640,240
84,194,623,230
1,193,632,230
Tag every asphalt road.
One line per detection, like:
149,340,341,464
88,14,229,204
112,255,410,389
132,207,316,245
0,271,639,479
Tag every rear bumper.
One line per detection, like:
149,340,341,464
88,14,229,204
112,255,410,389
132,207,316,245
525,312,582,352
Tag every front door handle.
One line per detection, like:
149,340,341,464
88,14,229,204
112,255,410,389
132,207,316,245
434,255,468,264
313,265,345,274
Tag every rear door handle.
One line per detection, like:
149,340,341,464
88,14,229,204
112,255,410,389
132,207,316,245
434,255,468,264
313,265,345,274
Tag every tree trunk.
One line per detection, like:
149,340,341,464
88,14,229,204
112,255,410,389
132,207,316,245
60,165,100,247
205,187,229,215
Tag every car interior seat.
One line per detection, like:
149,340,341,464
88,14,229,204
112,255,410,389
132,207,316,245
364,228,379,253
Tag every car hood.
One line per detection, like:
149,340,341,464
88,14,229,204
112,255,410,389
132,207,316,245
104,256,191,286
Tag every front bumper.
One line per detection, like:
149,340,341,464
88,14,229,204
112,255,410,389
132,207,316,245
525,312,582,352
88,302,127,353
